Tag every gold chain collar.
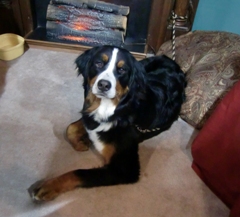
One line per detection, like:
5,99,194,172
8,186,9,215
135,125,161,133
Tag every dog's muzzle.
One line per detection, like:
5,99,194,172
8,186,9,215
97,79,112,92
92,78,116,99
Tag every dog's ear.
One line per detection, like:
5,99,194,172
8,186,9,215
75,46,100,77
75,47,100,98
129,59,146,100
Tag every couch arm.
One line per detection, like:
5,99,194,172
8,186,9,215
191,80,240,213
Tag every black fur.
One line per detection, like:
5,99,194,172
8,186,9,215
73,46,186,187
30,46,186,202
74,126,140,187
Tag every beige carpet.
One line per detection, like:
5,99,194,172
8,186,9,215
0,48,229,217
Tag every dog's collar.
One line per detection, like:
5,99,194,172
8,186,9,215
135,125,161,133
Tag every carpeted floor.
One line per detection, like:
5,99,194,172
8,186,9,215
0,48,229,217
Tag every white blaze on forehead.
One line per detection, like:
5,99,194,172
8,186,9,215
87,49,119,154
106,48,119,73
92,48,119,98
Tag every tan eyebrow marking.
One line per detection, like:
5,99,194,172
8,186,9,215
117,60,125,68
102,54,109,62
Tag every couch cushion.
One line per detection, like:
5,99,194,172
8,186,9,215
191,80,240,214
157,31,240,129
230,197,240,217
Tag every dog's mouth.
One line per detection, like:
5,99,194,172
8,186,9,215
95,92,108,98
93,86,116,99
94,91,115,99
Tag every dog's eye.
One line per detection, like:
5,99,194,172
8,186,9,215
95,61,104,68
118,68,127,74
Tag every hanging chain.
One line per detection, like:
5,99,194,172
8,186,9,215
171,10,188,61
171,11,177,61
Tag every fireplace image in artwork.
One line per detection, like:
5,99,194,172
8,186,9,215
27,0,153,53
20,0,198,55
46,0,130,46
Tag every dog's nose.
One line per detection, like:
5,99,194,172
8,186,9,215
97,79,111,92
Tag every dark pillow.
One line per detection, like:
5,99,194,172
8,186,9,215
191,80,240,215
157,31,240,129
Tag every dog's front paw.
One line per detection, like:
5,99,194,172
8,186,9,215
66,120,92,152
30,178,62,202
71,134,92,152
29,172,81,202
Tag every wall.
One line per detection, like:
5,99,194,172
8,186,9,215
192,0,240,35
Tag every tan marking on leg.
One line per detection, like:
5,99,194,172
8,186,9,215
101,144,116,165
32,172,82,201
66,119,91,151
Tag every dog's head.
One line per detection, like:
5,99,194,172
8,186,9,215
75,46,146,118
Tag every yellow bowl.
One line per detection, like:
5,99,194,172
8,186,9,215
0,33,25,61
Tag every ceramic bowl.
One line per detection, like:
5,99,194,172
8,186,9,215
0,33,25,61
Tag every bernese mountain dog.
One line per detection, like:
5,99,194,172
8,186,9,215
31,45,186,201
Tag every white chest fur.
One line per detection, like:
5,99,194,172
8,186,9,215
87,122,113,152
91,98,116,122
87,98,116,152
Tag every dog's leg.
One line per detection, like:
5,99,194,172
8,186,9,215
66,119,91,151
31,144,139,201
